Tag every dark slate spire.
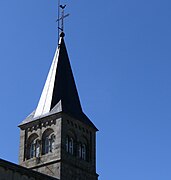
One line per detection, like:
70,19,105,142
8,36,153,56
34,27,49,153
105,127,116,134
50,33,82,116
29,33,97,129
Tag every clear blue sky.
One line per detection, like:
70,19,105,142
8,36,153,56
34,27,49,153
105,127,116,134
0,0,171,179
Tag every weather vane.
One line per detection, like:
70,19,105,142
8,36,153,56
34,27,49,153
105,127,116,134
56,0,70,41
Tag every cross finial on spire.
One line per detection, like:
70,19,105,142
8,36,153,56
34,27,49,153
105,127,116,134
56,2,69,40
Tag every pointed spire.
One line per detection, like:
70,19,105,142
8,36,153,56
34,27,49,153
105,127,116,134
19,33,97,129
34,33,81,117
31,33,97,129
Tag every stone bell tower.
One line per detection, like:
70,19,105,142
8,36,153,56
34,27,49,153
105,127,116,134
18,31,98,180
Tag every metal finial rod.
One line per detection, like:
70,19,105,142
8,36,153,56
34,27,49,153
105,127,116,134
57,0,60,42
56,4,69,35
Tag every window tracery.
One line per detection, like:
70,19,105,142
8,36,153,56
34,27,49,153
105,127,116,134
78,143,87,160
27,134,40,159
42,129,55,155
66,136,74,155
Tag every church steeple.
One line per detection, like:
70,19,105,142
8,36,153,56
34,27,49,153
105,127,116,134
20,32,96,129
18,4,98,180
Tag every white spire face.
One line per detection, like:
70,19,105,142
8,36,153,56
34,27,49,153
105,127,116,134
34,38,62,118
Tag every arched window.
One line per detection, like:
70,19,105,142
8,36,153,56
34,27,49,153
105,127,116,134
42,129,55,155
27,134,40,159
66,136,74,155
78,142,87,161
